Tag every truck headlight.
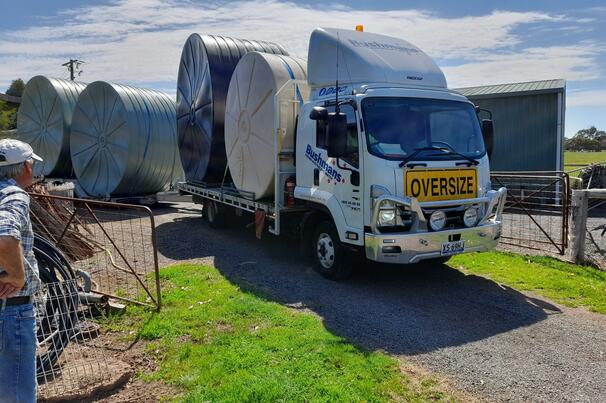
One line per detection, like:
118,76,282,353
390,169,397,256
378,201,397,227
463,207,479,227
429,210,446,231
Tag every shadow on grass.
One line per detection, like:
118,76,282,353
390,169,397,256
155,212,559,356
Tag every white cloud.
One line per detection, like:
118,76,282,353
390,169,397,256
445,44,602,88
0,0,601,92
567,90,606,107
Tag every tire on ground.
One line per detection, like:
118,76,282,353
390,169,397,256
203,200,228,229
312,220,353,280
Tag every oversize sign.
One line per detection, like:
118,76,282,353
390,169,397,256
405,168,477,202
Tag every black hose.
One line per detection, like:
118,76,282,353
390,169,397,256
33,234,80,382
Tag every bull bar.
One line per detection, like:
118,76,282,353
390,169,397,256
365,187,507,264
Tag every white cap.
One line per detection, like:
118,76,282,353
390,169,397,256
0,139,43,167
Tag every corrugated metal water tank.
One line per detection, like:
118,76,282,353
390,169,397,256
17,76,86,177
70,81,181,197
225,52,307,199
176,34,289,184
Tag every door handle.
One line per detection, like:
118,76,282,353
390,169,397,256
314,168,319,186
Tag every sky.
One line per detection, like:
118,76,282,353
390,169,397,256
1,0,605,137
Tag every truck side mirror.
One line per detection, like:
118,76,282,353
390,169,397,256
481,119,494,158
327,112,348,158
309,106,328,121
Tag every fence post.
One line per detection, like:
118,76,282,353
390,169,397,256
568,190,588,263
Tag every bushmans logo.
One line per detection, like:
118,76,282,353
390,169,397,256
306,145,342,183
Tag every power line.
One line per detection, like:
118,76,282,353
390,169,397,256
61,59,85,81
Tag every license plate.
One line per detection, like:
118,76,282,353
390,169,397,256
405,168,477,202
441,240,465,255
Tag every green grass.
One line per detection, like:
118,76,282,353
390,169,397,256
564,151,606,166
450,252,606,314
107,264,454,402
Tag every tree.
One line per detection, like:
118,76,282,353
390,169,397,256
5,79,24,97
0,102,17,131
565,126,605,151
0,79,24,131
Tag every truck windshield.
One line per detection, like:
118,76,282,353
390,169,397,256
361,97,486,161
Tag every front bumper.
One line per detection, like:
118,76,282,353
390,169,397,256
366,187,507,264
365,221,502,264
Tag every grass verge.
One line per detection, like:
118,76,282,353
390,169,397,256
106,264,455,402
564,151,606,166
450,252,606,314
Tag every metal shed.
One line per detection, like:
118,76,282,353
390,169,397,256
454,79,566,172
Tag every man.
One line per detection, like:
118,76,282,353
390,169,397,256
0,139,43,403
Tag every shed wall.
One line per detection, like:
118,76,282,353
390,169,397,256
468,93,562,171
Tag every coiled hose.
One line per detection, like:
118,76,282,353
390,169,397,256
33,234,80,382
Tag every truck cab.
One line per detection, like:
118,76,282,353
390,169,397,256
294,27,506,278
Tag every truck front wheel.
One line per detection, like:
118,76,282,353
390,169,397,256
312,221,352,280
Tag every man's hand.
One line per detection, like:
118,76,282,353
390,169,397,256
0,281,20,298
0,270,25,291
0,236,26,296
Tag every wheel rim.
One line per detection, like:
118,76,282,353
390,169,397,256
316,233,335,269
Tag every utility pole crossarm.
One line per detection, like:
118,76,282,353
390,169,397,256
62,59,84,81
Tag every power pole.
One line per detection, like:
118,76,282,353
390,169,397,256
62,59,84,81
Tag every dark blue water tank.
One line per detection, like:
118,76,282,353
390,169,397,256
176,34,289,184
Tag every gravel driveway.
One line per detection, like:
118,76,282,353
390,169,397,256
152,202,606,402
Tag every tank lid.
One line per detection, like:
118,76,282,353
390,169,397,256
307,27,446,90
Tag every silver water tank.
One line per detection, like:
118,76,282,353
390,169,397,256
176,34,289,184
17,76,86,177
71,81,181,197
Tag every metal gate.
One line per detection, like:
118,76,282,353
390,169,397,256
491,172,570,255
29,192,162,310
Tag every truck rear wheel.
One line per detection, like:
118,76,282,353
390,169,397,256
204,200,227,229
312,221,352,280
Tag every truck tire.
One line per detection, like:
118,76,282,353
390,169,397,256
312,221,353,280
204,200,227,229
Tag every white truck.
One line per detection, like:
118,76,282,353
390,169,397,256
178,27,507,280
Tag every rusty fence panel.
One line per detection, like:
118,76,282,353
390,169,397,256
29,192,161,311
491,172,570,255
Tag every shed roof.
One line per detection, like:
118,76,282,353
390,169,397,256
454,79,565,99
0,92,21,104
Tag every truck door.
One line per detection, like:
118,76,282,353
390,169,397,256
313,103,363,230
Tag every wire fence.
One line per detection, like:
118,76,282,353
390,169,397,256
24,190,161,399
573,190,606,270
36,279,111,400
491,172,570,255
29,191,161,310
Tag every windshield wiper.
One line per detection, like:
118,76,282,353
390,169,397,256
398,147,445,167
427,149,479,166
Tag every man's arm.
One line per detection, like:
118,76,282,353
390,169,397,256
0,236,25,297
